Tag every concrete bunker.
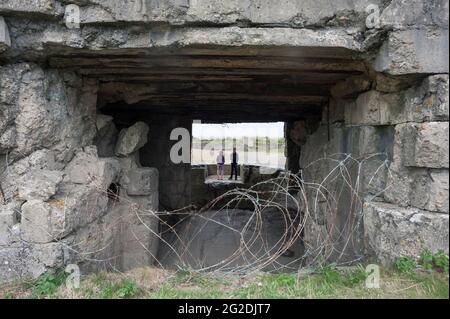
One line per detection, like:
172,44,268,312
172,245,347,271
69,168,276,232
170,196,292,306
82,45,369,271
0,0,448,282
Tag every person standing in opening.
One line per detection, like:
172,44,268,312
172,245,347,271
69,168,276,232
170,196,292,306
229,147,239,180
216,150,225,180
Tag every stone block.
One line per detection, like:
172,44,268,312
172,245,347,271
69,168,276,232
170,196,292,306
0,202,19,245
400,75,449,123
374,29,449,75
0,0,60,16
121,220,159,271
380,0,449,29
385,163,449,214
1,64,97,162
115,122,149,157
21,200,53,243
65,147,120,189
0,242,64,282
400,122,449,169
411,169,449,213
383,161,412,207
126,168,159,196
0,126,16,153
363,201,449,265
51,184,110,238
345,91,397,126
130,191,159,212
18,169,63,201
62,205,123,273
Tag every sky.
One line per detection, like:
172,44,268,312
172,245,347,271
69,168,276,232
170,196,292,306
192,122,285,139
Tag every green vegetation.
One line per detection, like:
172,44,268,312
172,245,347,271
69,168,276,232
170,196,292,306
431,250,449,273
30,271,68,299
81,273,143,299
394,250,449,274
0,254,448,299
393,256,417,274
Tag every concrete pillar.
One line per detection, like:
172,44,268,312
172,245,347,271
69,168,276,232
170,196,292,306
141,115,192,211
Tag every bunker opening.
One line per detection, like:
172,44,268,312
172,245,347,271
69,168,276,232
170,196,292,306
2,33,442,279
84,45,379,272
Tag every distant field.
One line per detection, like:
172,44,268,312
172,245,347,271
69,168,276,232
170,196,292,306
191,149,286,169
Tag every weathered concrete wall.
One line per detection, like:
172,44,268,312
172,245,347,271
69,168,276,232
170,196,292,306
0,1,447,75
0,63,160,282
299,74,449,265
0,0,449,279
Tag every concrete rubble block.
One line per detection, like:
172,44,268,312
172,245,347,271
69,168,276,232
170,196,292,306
380,0,449,29
388,75,449,125
64,146,121,189
94,114,118,157
68,0,384,26
50,184,110,238
383,161,411,207
421,75,449,120
0,242,64,282
30,242,64,277
0,126,16,153
374,29,449,75
385,160,449,214
18,169,63,201
126,168,159,196
115,122,149,157
188,0,385,27
0,201,21,245
121,219,160,271
62,206,123,273
395,75,450,124
363,201,449,265
87,199,159,272
0,0,61,15
0,16,10,52
129,192,159,213
396,122,449,169
411,169,449,214
77,0,190,24
0,149,60,202
1,64,31,139
1,64,97,162
351,125,395,158
21,200,53,243
345,91,398,126
117,152,141,171
13,149,58,174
